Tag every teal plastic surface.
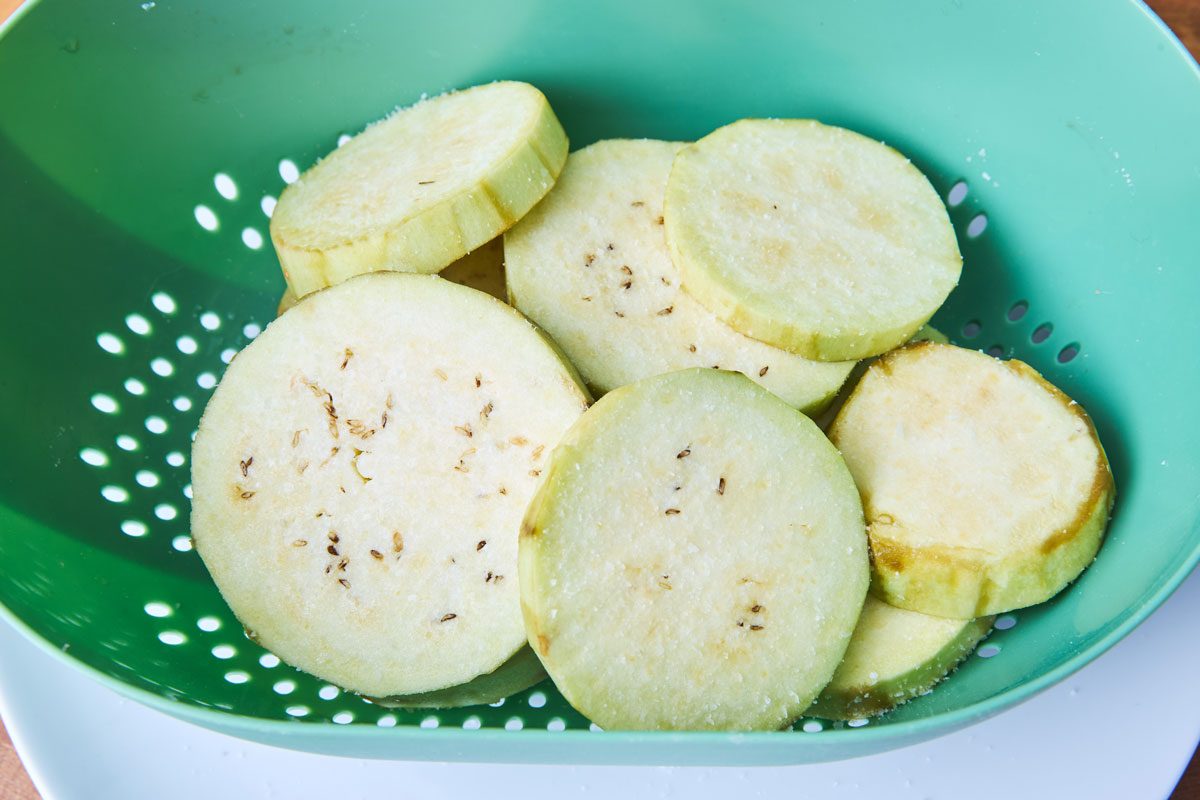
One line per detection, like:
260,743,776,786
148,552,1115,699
0,0,1198,764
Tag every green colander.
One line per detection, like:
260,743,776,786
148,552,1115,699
1,0,1198,766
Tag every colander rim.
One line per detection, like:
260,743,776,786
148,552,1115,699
1,528,1197,753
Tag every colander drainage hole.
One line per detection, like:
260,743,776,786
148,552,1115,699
1057,343,1080,364
377,715,398,728
946,180,968,207
504,718,524,731
527,691,547,708
126,313,152,336
194,205,219,232
158,631,186,646
420,716,440,729
462,716,482,730
279,159,300,184
1031,323,1053,344
1007,301,1028,321
117,434,139,451
214,173,238,201
101,485,129,503
121,520,148,538
97,333,124,355
802,721,824,733
847,718,869,728
547,718,566,732
286,705,310,717
171,535,194,552
151,292,177,315
318,685,340,701
125,378,146,395
966,214,988,238
91,394,119,414
198,372,218,390
143,602,172,618
985,344,1004,358
273,680,296,695
261,196,277,218
197,616,222,632
225,671,250,684
212,644,237,660
150,357,174,378
961,320,982,339
176,335,199,355
135,470,160,488
79,448,108,467
977,644,1001,659
242,228,264,250
333,712,355,725
994,615,1017,631
259,653,281,668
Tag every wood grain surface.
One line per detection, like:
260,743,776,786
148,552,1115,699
0,720,38,800
0,0,21,27
0,1,1197,799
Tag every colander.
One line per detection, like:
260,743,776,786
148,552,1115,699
1,0,1198,766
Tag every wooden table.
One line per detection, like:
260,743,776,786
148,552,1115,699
1,1,1198,798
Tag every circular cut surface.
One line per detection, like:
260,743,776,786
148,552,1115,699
520,368,868,730
665,119,961,361
506,139,855,414
830,342,1114,618
271,81,567,296
191,273,587,696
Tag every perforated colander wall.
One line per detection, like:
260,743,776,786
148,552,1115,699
56,140,1086,732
